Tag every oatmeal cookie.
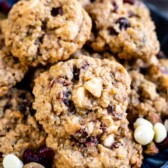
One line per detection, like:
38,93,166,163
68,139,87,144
127,68,168,123
0,50,28,97
145,59,168,100
86,0,160,60
2,0,92,66
33,56,142,167
33,56,131,134
0,89,46,159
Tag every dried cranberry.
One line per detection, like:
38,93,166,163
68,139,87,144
112,1,118,12
37,147,55,167
63,91,71,106
23,147,55,168
23,149,40,164
116,17,130,30
111,142,121,149
73,67,80,82
108,27,118,35
123,0,135,5
157,137,168,150
74,129,88,143
51,7,63,16
68,101,76,113
107,105,114,113
139,66,148,75
81,63,89,70
86,136,98,146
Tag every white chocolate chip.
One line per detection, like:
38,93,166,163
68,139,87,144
3,154,23,168
134,118,153,129
104,134,115,147
84,77,102,98
154,123,167,143
164,119,168,132
72,87,90,108
134,125,154,145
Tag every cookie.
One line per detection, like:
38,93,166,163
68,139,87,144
86,0,160,60
0,50,28,97
33,56,142,167
33,55,131,134
0,88,46,159
127,68,168,123
145,59,168,100
2,0,92,66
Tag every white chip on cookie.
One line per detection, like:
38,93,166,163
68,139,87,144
3,154,23,168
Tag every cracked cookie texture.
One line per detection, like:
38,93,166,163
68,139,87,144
127,58,168,122
2,0,92,66
33,56,143,167
0,89,46,160
86,0,160,60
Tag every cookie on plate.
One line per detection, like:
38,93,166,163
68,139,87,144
0,88,46,159
33,56,142,167
86,0,160,60
2,0,92,66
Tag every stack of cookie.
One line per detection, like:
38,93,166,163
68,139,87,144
0,0,167,167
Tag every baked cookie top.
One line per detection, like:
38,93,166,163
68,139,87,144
2,0,92,66
127,58,168,122
0,88,46,159
86,0,160,60
33,56,131,135
0,50,28,97
33,55,142,168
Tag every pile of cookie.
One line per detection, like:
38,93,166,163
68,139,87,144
0,0,167,167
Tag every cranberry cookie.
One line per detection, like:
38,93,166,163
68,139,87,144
86,0,160,60
127,59,168,122
33,56,142,167
0,89,46,160
0,50,28,97
3,0,92,66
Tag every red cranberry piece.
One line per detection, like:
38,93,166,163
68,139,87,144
23,147,55,168
51,6,63,16
157,137,168,150
139,66,148,75
111,142,121,150
112,1,118,12
123,0,136,5
23,149,40,164
116,17,130,30
73,67,80,82
107,105,114,113
86,136,98,146
108,27,118,35
37,147,55,167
